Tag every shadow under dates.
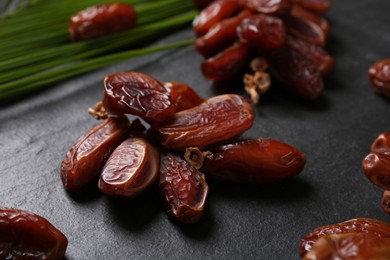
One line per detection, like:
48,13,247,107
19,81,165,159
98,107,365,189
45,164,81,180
65,181,103,204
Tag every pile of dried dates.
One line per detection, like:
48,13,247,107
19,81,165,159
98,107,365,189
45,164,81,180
61,71,307,224
192,0,334,103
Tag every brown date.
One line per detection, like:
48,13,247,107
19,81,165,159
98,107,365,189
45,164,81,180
0,207,68,260
192,0,240,36
238,0,290,15
368,59,390,98
291,0,330,15
266,45,324,99
203,138,306,184
282,11,326,46
98,137,159,199
290,4,330,36
153,94,254,151
163,82,204,112
382,190,390,215
69,3,137,41
201,43,252,81
288,36,334,75
102,72,175,122
362,132,390,190
299,218,390,256
61,116,130,192
195,9,253,58
159,153,209,224
303,233,390,260
237,14,287,51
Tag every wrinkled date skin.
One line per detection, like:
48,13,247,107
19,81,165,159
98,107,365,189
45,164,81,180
0,207,68,260
192,0,240,36
163,82,204,112
266,45,323,99
291,0,330,15
98,138,159,199
237,14,287,50
368,59,390,98
159,153,209,224
238,0,290,15
382,190,390,215
195,9,253,58
61,116,130,192
303,233,390,260
362,132,390,190
299,218,390,256
103,72,175,122
288,36,334,75
153,94,254,150
69,3,137,41
202,43,252,81
203,138,306,184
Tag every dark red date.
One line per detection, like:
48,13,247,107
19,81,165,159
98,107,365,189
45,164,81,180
61,116,130,192
69,3,137,41
201,43,252,81
98,138,159,199
159,153,209,224
153,94,254,150
291,0,330,15
299,218,390,256
203,138,306,184
163,82,204,112
290,4,330,36
368,59,390,98
237,14,287,50
266,45,324,99
238,0,290,15
102,72,175,122
362,132,390,190
192,0,240,36
0,207,68,260
382,190,390,215
195,9,253,57
303,233,390,260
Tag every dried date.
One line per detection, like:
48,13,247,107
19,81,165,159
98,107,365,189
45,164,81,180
69,3,137,41
159,153,208,224
102,72,175,122
290,4,330,36
368,59,390,98
362,132,390,190
303,233,390,260
203,138,306,184
238,0,290,15
382,190,390,215
61,116,130,192
153,94,254,150
98,138,159,199
163,82,204,112
291,0,330,15
299,218,390,256
192,0,240,36
237,14,287,50
0,207,68,260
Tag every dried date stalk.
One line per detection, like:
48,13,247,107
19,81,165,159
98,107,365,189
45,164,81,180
244,57,271,104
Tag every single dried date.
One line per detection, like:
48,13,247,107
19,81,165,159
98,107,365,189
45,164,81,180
61,116,130,192
69,3,137,41
192,0,240,36
203,138,306,184
290,4,330,36
299,218,390,256
201,43,252,81
0,207,68,260
368,59,390,98
291,0,330,15
362,132,390,190
303,233,390,260
98,137,159,199
159,153,208,224
103,72,175,122
163,82,204,112
237,14,287,50
153,94,254,150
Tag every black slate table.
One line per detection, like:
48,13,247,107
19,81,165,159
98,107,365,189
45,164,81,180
1,1,390,259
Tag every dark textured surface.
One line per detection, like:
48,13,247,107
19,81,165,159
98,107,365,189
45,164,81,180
1,1,390,259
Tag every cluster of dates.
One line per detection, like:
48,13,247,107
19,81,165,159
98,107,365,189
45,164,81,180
192,0,334,103
362,132,390,215
61,71,306,224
